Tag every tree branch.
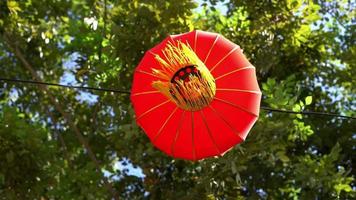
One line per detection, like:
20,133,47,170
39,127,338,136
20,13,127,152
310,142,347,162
46,110,73,167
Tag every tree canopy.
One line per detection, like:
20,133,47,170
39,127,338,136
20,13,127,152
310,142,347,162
0,0,355,199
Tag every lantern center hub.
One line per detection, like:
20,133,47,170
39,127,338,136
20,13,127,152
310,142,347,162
168,65,216,111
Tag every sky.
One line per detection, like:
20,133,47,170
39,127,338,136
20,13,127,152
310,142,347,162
195,0,228,14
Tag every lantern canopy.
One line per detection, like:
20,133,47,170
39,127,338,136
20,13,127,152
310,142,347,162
131,30,261,160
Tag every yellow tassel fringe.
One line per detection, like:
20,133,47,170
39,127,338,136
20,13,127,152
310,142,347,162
151,41,216,111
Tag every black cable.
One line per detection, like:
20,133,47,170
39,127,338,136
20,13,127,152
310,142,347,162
260,107,355,120
1,77,355,120
0,77,130,94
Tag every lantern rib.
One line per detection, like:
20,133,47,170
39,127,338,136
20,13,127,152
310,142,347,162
168,35,176,44
147,50,156,56
210,46,239,73
208,105,244,141
194,30,198,52
214,66,255,81
203,35,220,64
214,97,258,117
136,69,166,80
199,110,221,154
131,90,160,96
136,100,171,120
153,107,179,143
171,111,186,157
216,88,262,95
191,111,197,160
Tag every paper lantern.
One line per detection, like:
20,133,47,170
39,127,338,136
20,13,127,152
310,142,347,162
131,30,261,160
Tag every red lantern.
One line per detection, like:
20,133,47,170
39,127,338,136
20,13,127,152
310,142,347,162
131,30,261,160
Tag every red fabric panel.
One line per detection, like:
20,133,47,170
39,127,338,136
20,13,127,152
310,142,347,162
192,111,220,160
204,36,237,70
215,68,260,91
136,102,177,140
131,92,168,119
210,49,251,78
200,106,243,153
153,109,184,156
215,90,261,116
209,100,258,140
194,31,219,64
172,111,195,160
131,71,159,94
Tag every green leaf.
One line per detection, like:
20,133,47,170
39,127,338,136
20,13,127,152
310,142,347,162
267,78,276,86
101,39,110,47
293,104,301,112
262,83,269,91
305,96,313,105
299,101,304,107
277,151,290,163
335,183,352,194
7,1,22,15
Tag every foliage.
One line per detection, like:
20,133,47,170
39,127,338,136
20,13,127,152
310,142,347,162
0,0,355,199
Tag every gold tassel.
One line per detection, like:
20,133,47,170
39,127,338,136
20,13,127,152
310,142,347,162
151,41,216,111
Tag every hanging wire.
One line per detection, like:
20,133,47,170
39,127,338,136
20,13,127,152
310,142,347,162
0,77,130,94
260,107,354,119
1,77,355,120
